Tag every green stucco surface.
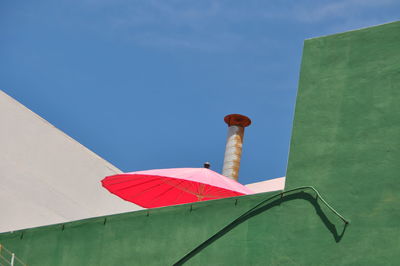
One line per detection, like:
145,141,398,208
285,20,400,264
1,21,400,265
0,190,349,266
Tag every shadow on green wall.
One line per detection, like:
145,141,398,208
175,191,348,265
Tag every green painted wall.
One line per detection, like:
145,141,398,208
284,20,400,265
1,21,400,265
0,190,349,266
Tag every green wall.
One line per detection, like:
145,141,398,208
1,21,400,265
285,20,400,265
0,190,348,266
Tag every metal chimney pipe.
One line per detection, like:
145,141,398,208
222,114,251,181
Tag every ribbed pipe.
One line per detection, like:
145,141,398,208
222,114,251,181
222,125,244,181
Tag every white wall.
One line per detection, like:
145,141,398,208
0,91,142,233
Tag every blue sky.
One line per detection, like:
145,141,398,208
1,0,399,185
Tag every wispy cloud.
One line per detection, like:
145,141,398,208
75,0,399,51
294,0,397,22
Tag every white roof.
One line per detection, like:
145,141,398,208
0,91,142,233
245,177,285,194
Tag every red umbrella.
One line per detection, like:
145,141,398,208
101,168,254,208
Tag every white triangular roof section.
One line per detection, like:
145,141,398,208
245,177,286,194
0,90,143,233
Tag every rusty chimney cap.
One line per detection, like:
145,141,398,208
224,114,251,127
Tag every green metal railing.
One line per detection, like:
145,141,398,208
174,186,349,265
0,244,27,266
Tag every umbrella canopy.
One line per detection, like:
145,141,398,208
101,168,254,208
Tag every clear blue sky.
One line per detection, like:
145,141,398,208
1,1,399,184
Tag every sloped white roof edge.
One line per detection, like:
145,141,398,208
0,90,142,233
1,90,121,174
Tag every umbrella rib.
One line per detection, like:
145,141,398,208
162,179,203,196
127,181,169,200
105,175,155,185
145,180,187,206
117,177,201,201
113,177,160,192
202,186,242,198
163,179,237,199
127,177,189,200
172,183,188,205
